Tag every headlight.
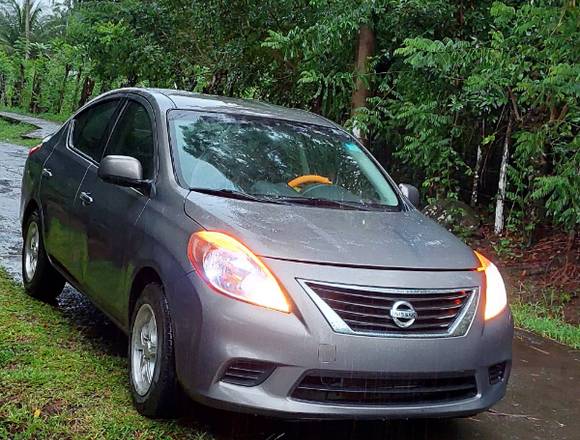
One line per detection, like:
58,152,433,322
188,231,290,313
475,251,508,320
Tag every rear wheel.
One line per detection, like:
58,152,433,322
129,283,180,417
22,210,65,301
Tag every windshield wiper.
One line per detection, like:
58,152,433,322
190,188,285,204
269,196,376,211
190,189,397,210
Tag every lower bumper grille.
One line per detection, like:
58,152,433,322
488,362,506,384
221,359,275,386
292,372,478,406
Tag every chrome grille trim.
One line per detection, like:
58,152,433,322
298,280,479,338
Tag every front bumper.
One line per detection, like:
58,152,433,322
167,259,513,419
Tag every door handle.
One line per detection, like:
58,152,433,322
42,168,53,178
79,191,94,206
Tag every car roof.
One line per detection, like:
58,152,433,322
115,88,338,128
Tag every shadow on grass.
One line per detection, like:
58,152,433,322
176,403,464,440
55,286,128,356
53,285,463,440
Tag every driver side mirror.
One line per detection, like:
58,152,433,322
98,155,149,190
399,183,420,208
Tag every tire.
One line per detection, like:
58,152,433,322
129,282,181,418
22,210,65,301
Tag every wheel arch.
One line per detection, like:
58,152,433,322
21,198,40,232
129,266,164,321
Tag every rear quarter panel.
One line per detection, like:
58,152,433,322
20,122,69,227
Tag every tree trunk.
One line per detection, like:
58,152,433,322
78,76,95,108
24,1,30,59
471,145,483,207
0,73,6,106
494,112,513,235
471,118,485,207
123,71,138,87
29,66,42,114
566,229,577,254
351,24,375,144
456,1,465,30
12,63,26,107
56,63,71,114
72,66,83,111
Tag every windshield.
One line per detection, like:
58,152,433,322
168,110,400,209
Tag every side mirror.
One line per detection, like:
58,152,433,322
98,155,148,189
399,183,420,208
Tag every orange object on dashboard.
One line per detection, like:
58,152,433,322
288,174,332,188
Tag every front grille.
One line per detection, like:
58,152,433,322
292,372,478,406
488,362,506,384
220,359,275,386
304,281,474,336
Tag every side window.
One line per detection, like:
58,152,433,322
105,101,155,179
72,100,119,162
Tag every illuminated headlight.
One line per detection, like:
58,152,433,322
188,231,290,313
475,251,508,320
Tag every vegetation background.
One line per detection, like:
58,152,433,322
0,1,578,437
0,0,578,328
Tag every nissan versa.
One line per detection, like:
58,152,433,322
20,88,513,419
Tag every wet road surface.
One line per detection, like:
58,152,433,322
0,111,61,139
0,141,579,439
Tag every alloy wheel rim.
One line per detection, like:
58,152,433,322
24,221,39,281
131,304,158,396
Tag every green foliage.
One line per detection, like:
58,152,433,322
394,1,579,233
0,0,46,54
393,100,466,198
492,236,521,259
0,0,577,233
512,301,580,349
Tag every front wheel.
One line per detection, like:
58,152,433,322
22,210,65,301
129,283,181,417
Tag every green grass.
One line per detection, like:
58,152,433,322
0,118,40,148
512,301,580,349
0,269,212,439
0,106,70,123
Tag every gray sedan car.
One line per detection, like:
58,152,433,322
20,88,513,419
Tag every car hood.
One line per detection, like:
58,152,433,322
184,192,479,270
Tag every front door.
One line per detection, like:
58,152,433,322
41,98,121,282
75,98,156,322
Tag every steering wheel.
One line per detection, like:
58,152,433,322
288,174,332,190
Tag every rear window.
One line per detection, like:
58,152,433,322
72,99,119,162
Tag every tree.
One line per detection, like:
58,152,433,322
0,1,46,56
0,0,577,238
351,24,375,144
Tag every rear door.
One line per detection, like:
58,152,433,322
40,98,121,282
75,97,156,321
